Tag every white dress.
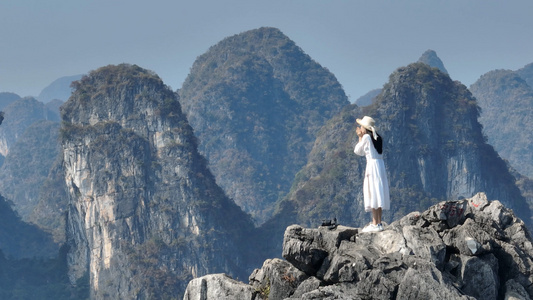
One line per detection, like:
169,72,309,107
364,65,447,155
354,134,390,212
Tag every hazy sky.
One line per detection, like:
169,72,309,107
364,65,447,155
1,0,532,101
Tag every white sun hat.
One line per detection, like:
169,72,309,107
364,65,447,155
356,116,378,140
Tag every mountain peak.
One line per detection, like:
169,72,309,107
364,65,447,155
179,27,348,224
418,49,448,74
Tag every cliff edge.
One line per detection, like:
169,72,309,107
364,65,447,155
184,193,533,300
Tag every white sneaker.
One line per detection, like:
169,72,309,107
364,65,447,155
362,224,381,233
377,223,384,231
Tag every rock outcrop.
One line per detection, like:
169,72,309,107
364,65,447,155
184,193,533,300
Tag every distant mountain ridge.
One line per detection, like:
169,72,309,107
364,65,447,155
0,120,61,226
0,97,59,169
0,92,20,110
179,27,349,224
470,68,533,178
37,74,82,103
517,62,533,87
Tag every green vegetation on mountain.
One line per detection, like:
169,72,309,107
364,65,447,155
0,97,60,171
0,120,61,227
470,69,533,178
179,27,349,224
517,62,533,87
30,153,68,244
0,194,58,258
0,245,88,300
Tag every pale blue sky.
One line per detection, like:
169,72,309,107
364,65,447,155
1,0,532,101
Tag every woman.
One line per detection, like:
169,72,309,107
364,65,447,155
354,116,390,232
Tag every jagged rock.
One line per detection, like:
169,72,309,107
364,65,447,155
454,253,499,300
184,193,533,299
282,225,358,277
183,274,255,300
249,258,309,300
504,278,531,300
395,263,473,300
291,276,322,298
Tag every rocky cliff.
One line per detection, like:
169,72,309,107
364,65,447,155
184,193,533,300
61,64,257,298
179,27,349,224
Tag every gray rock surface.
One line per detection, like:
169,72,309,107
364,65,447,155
183,274,255,300
184,193,533,299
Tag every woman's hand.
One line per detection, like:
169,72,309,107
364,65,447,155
356,126,363,137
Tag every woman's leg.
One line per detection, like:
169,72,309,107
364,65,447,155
372,208,383,225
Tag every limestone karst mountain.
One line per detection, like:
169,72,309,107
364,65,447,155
179,27,349,224
517,62,533,87
418,49,448,74
0,92,20,110
353,88,381,107
185,193,533,300
0,120,61,224
61,64,257,298
355,50,447,108
37,74,83,103
0,97,62,227
470,68,533,179
0,97,59,162
258,62,531,259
